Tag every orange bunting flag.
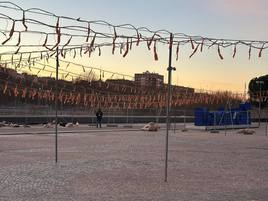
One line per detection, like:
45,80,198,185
217,44,224,60
3,82,8,94
248,44,252,60
130,38,133,50
232,44,237,58
176,42,180,61
22,88,27,98
42,34,48,47
14,46,20,54
22,11,28,31
16,32,21,46
80,46,83,57
153,40,158,61
65,62,70,69
98,46,101,56
2,20,15,45
84,33,96,57
189,44,200,58
258,43,265,58
76,93,81,105
136,32,141,46
189,36,195,49
28,53,31,64
86,23,91,42
123,38,129,57
120,43,123,54
89,33,96,51
112,27,117,54
61,36,72,57
146,40,151,51
200,38,204,52
73,49,76,59
148,33,155,50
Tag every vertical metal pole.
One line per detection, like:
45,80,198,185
126,107,129,124
214,112,216,131
174,115,176,134
256,81,264,127
265,119,268,137
184,110,186,130
165,33,175,182
258,84,261,127
247,110,249,129
55,47,59,163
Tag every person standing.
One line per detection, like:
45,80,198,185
96,108,103,128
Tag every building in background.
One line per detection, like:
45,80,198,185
106,79,135,86
134,71,194,93
170,85,195,94
134,71,164,88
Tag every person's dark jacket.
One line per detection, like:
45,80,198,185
96,111,103,121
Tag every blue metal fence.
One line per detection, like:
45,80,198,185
195,102,251,126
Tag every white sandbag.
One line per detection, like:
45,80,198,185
66,123,74,127
141,122,160,131
43,123,54,128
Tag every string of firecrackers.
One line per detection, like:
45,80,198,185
7,61,176,100
0,60,246,105
0,52,135,87
0,63,144,96
1,59,245,105
0,81,165,109
1,2,268,63
0,60,158,97
0,43,264,101
0,79,244,109
0,62,159,98
0,59,247,110
0,53,246,102
0,59,246,104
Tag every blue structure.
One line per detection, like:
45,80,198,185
194,102,251,126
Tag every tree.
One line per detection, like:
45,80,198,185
248,74,268,108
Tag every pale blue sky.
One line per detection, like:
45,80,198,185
5,0,268,92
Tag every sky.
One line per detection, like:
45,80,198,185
3,0,268,92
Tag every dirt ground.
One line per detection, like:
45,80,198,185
0,123,268,201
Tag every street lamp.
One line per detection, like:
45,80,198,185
256,80,264,127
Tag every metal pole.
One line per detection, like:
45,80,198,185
184,110,186,130
247,110,249,129
258,84,261,127
211,111,216,132
165,33,176,182
174,115,176,134
126,107,129,124
55,47,59,163
256,81,264,128
265,119,268,137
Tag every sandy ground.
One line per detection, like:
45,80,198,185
0,123,268,201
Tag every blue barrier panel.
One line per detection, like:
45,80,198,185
194,102,251,126
194,108,208,126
